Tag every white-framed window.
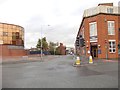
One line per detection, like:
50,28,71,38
107,8,113,13
108,21,115,35
89,22,97,37
109,40,116,53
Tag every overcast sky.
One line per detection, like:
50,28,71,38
0,0,119,49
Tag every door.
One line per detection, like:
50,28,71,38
91,45,98,58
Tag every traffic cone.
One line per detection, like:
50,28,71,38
89,55,93,64
75,56,81,65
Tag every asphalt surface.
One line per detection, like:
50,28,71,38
0,65,2,90
2,55,118,88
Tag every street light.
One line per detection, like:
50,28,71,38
40,25,50,61
40,26,43,61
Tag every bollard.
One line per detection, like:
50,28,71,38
89,55,93,64
75,56,81,65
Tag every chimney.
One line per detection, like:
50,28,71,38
60,43,63,46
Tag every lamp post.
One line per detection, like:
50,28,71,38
54,45,57,55
40,26,43,61
40,25,50,61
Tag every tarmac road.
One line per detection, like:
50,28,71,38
2,55,118,88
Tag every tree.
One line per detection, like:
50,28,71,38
36,38,41,49
36,37,48,51
48,42,59,55
49,42,54,51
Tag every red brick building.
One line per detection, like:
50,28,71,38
57,43,66,55
0,23,27,57
76,3,120,59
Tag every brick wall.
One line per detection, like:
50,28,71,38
78,14,119,59
57,43,66,55
0,45,27,57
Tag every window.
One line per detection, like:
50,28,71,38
3,32,8,36
89,22,97,42
12,32,20,40
108,21,115,35
12,36,16,40
89,22,97,37
107,8,113,13
109,40,116,53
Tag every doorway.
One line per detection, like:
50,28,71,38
91,45,98,58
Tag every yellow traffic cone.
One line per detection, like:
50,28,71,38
89,55,93,64
75,57,81,65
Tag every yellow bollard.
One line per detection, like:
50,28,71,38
75,57,81,65
89,55,93,64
